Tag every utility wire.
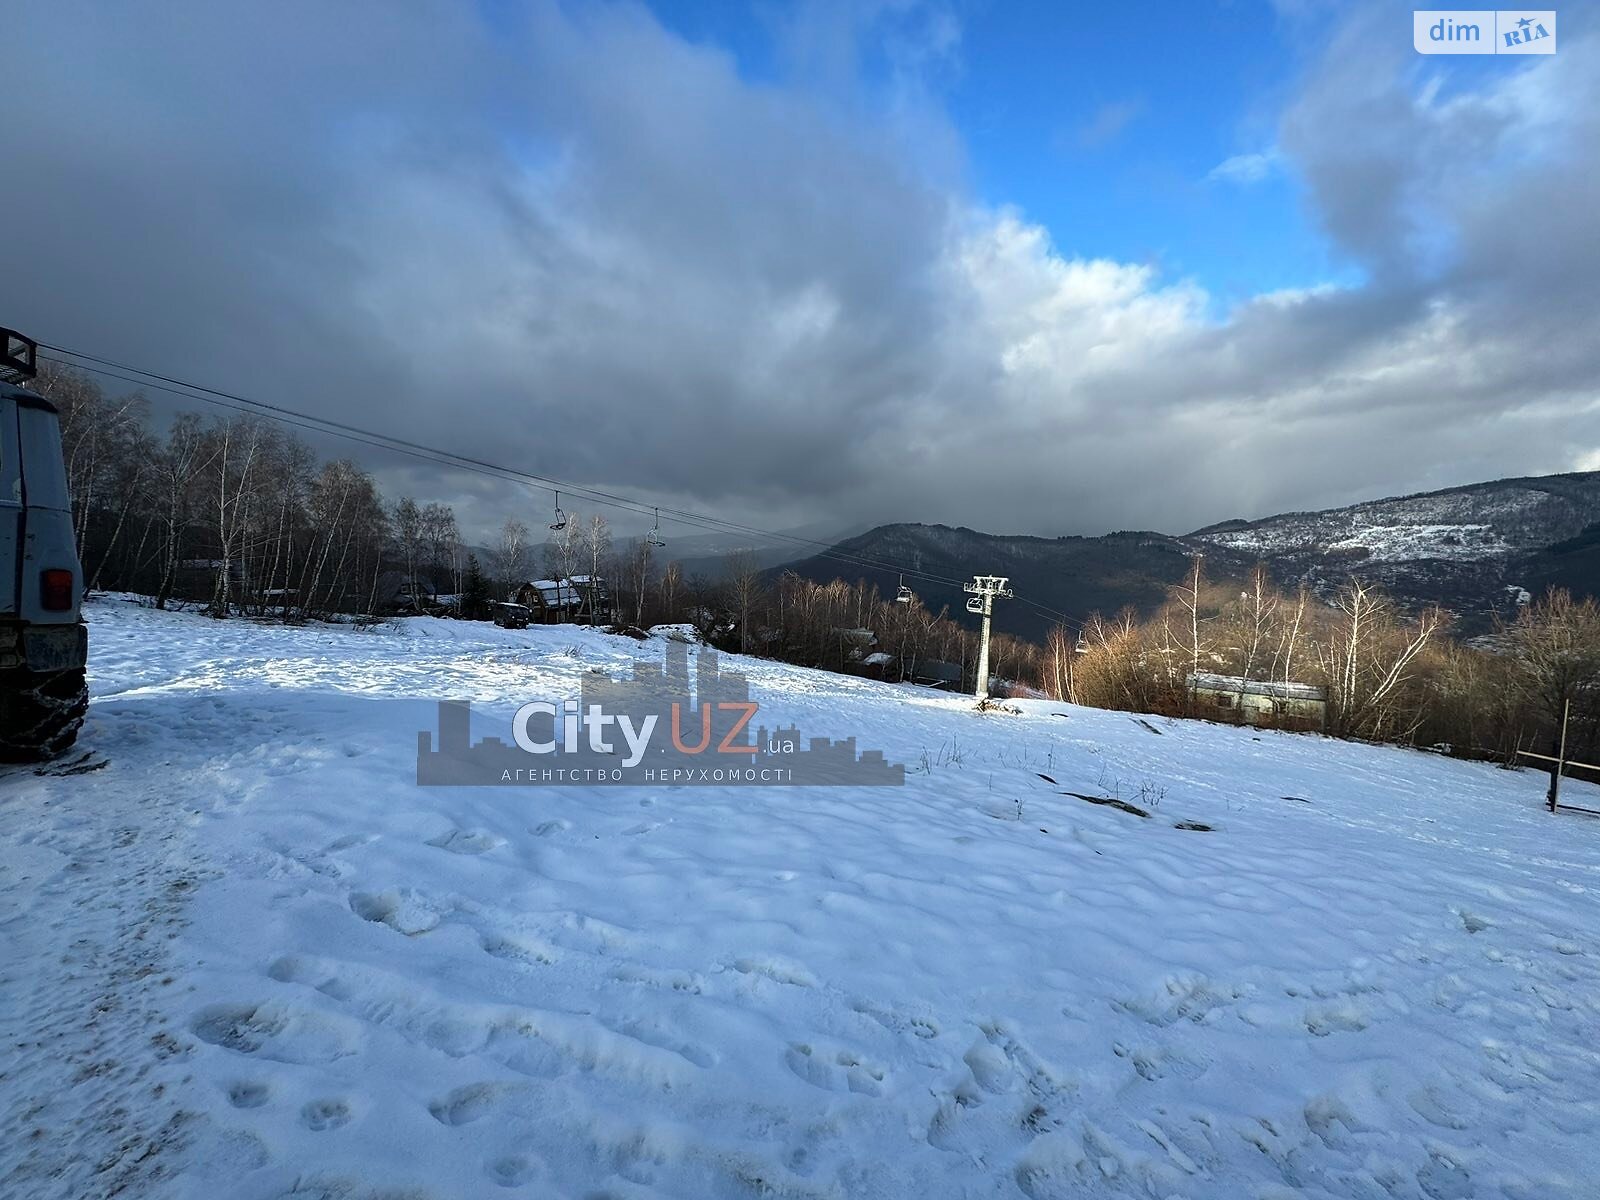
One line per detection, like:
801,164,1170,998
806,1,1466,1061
40,344,980,592
41,344,971,587
39,341,1087,630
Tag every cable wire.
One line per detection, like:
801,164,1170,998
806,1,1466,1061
38,341,1087,629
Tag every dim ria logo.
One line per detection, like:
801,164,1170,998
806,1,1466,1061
417,639,904,787
1414,10,1555,54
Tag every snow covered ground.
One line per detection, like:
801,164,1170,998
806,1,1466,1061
4,597,1600,1200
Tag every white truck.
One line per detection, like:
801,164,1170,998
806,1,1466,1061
0,329,88,759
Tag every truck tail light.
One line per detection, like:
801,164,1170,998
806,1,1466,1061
40,569,74,612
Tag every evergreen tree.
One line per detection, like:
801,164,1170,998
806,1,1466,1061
461,553,492,620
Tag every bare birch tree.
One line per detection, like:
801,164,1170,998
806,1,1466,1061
494,518,531,599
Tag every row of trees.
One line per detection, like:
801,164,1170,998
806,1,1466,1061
49,362,395,619
45,363,634,621
41,364,790,632
1036,556,1600,767
1040,561,1441,742
702,567,1038,692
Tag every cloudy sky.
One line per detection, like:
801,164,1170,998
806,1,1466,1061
5,1,1598,542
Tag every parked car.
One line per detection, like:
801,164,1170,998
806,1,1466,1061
492,601,531,629
1,329,88,760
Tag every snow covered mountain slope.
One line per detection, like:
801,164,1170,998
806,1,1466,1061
1190,472,1600,562
1189,471,1600,628
4,598,1600,1199
782,472,1600,638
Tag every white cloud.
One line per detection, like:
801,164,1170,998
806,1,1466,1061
1207,149,1282,184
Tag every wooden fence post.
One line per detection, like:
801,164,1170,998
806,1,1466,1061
1549,698,1571,813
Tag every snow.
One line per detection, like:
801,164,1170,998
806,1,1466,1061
647,623,701,643
1193,481,1586,566
5,596,1600,1199
1206,521,1512,564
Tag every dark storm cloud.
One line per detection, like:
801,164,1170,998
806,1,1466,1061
4,1,1599,542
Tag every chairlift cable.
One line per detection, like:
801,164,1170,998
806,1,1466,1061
41,341,994,590
36,341,1088,627
42,347,968,588
43,349,995,598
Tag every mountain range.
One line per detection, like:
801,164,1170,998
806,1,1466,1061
771,471,1600,642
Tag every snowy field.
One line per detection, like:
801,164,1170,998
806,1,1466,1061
3,598,1600,1200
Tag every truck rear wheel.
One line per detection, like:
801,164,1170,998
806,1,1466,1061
0,666,88,762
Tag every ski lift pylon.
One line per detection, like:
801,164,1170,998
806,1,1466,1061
549,490,567,532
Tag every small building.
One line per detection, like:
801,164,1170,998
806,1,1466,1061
513,575,613,624
836,628,878,658
1187,672,1327,731
373,571,444,615
172,557,248,603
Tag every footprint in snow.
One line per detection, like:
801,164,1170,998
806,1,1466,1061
300,1098,352,1131
349,889,440,935
1458,909,1492,934
1021,1103,1066,1136
479,929,558,966
487,1154,540,1188
609,963,704,993
190,1002,357,1063
785,1042,886,1095
852,999,940,1040
606,1014,717,1069
1407,1082,1477,1130
732,956,817,988
1303,1003,1370,1036
1112,974,1247,1027
227,1080,270,1109
1113,1039,1208,1082
426,828,502,855
203,1128,270,1173
267,955,355,1000
963,1039,1013,1094
428,1082,521,1126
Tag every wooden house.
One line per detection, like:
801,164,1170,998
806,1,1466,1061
513,575,613,624
1187,672,1327,731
